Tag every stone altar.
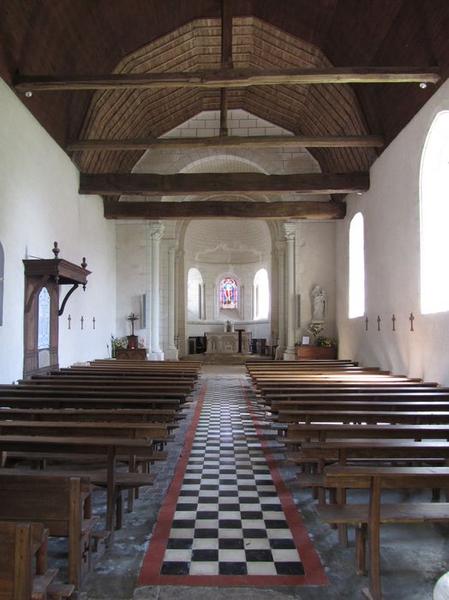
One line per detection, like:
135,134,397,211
206,332,251,354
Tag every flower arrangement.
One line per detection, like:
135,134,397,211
316,336,338,348
110,335,128,357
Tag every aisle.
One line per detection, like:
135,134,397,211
138,375,326,586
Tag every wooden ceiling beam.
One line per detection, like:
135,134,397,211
79,172,369,196
68,134,384,152
103,199,346,220
15,67,440,92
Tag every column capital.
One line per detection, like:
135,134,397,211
283,222,296,241
148,221,165,241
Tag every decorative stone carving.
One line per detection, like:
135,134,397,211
148,221,165,241
283,222,296,241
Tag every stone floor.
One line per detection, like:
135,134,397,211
76,365,449,600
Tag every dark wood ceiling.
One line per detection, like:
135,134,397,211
1,0,448,180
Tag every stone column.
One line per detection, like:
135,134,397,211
175,249,186,357
273,240,285,357
283,222,297,360
148,222,164,360
202,283,206,320
165,244,178,360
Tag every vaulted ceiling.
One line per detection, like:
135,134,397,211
1,0,448,216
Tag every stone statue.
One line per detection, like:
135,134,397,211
224,320,233,333
311,285,326,322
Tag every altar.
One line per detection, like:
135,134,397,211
205,331,251,354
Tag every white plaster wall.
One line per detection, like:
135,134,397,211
115,223,148,344
337,78,449,384
296,221,337,342
0,78,116,383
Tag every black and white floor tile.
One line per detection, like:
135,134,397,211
159,379,305,577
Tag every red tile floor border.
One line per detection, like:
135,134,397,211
138,379,328,587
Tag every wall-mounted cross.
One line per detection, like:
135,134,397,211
92,316,96,330
392,314,396,332
377,315,381,331
409,312,415,332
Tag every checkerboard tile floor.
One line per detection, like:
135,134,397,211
159,379,305,577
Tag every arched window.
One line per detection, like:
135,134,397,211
253,268,269,320
0,242,4,326
187,267,203,320
420,111,449,314
348,212,365,318
220,277,239,310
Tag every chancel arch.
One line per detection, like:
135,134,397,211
182,218,273,352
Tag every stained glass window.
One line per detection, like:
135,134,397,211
220,277,238,309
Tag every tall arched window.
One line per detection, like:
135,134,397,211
187,267,203,320
0,242,4,326
348,212,365,318
220,277,239,310
253,268,269,320
420,111,449,314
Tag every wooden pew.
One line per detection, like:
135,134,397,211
296,439,449,463
271,399,449,413
322,465,449,600
0,395,181,409
262,390,449,411
0,473,96,589
0,435,160,532
0,386,188,402
277,409,449,424
0,407,180,423
283,424,449,448
24,376,195,391
16,381,194,394
0,420,169,442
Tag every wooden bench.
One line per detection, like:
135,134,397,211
0,473,98,589
0,386,188,402
0,435,160,532
283,423,449,445
0,395,182,410
15,381,194,394
277,409,449,424
0,407,181,423
271,399,449,413
322,465,449,600
0,520,74,600
0,420,169,443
